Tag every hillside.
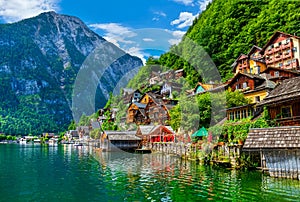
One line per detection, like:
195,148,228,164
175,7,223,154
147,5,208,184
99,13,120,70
0,12,143,135
158,0,300,84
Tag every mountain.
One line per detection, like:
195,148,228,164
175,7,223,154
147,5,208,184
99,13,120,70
0,12,143,135
157,0,300,84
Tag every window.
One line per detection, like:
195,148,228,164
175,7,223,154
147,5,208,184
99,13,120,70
292,47,297,52
257,66,260,74
242,82,247,89
229,112,234,120
248,108,252,117
286,38,290,44
236,110,240,120
279,63,283,67
242,109,247,119
278,42,282,46
281,106,292,118
274,71,279,77
255,96,260,102
235,84,239,90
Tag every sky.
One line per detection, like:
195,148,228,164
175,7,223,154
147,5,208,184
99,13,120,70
0,0,212,63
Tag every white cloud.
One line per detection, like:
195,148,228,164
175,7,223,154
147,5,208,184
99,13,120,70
153,11,167,17
170,12,197,29
90,23,137,47
143,38,155,42
173,0,195,6
168,30,186,45
199,0,212,11
89,23,136,38
127,47,147,65
0,0,59,22
152,11,167,21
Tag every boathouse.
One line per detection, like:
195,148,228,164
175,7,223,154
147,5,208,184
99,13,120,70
103,131,141,151
243,126,300,179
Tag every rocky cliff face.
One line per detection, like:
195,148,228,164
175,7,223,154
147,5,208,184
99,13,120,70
0,12,143,135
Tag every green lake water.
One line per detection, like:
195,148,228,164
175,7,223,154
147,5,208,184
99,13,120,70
1,144,300,202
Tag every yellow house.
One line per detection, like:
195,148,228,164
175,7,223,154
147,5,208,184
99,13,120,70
243,79,276,104
232,46,267,75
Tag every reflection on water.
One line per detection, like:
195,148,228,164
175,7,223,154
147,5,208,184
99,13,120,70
1,144,300,201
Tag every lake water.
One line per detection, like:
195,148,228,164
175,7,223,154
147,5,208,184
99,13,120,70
1,144,300,201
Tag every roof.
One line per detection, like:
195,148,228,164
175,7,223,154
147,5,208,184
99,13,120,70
137,125,175,136
227,72,264,87
261,66,300,75
105,131,141,141
148,125,175,136
243,126,300,151
226,104,255,111
138,125,156,135
134,103,147,109
175,69,184,73
248,45,262,56
262,31,300,52
258,77,300,106
231,53,248,69
243,79,276,94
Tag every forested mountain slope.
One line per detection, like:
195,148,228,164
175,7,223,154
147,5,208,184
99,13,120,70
158,0,300,84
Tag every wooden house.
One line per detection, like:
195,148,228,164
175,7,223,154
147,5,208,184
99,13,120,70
248,46,267,75
227,72,265,92
148,125,175,143
145,93,170,125
226,104,254,121
232,54,250,74
258,77,300,126
227,72,276,104
261,31,300,70
260,66,299,83
103,131,141,151
122,89,142,104
136,125,157,147
243,79,276,104
244,127,300,179
136,125,175,147
126,102,148,124
232,46,267,75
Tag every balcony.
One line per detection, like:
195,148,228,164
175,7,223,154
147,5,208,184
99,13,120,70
274,56,282,62
266,58,274,65
266,48,273,55
283,52,292,59
281,43,290,50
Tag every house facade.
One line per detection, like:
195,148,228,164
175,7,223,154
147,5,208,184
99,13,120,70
262,31,300,70
260,66,299,83
258,77,300,126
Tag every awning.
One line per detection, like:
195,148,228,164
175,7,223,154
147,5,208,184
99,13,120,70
191,127,208,137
